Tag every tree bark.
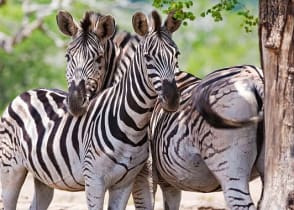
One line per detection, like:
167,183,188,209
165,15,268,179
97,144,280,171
259,0,294,209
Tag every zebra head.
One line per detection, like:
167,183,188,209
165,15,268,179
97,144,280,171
56,11,115,116
132,10,181,112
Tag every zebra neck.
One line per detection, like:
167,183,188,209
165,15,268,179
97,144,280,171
113,35,141,85
102,40,120,89
114,47,157,135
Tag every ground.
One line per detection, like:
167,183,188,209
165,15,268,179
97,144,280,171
0,174,262,210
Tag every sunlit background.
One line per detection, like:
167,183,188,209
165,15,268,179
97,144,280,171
0,0,259,112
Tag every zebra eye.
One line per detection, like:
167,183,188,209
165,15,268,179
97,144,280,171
96,55,103,63
144,54,152,62
65,54,70,62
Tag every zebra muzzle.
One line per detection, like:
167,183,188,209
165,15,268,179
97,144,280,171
159,79,180,112
67,80,90,117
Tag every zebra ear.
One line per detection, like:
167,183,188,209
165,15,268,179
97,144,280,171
132,12,148,36
151,10,162,33
164,11,182,33
56,10,78,37
95,15,116,43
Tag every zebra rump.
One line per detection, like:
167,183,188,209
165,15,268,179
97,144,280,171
192,65,264,128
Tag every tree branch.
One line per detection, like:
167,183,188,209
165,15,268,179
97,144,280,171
0,0,6,6
0,0,71,52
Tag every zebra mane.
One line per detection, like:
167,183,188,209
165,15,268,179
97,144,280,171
80,11,102,33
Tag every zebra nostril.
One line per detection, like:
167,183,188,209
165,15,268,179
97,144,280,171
90,82,97,92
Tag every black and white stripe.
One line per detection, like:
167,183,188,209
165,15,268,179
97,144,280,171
150,65,264,210
0,10,181,210
56,11,116,117
0,10,150,210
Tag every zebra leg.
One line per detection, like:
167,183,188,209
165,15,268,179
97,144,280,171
132,160,154,210
204,129,257,210
151,150,181,210
29,178,54,210
211,160,256,209
221,177,255,210
84,176,106,210
1,166,27,210
159,181,181,210
211,155,257,210
108,184,133,210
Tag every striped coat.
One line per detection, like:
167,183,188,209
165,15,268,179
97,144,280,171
0,10,182,210
150,65,264,210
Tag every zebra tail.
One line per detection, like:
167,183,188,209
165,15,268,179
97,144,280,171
191,83,264,129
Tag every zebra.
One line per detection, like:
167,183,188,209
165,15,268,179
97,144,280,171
57,10,265,210
191,67,264,129
1,10,151,210
0,10,117,210
150,65,264,210
59,12,154,209
60,10,154,210
0,10,182,210
55,10,118,117
79,13,265,209
105,35,265,209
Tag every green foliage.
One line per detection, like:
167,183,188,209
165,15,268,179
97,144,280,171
200,0,238,21
201,0,258,32
0,14,66,112
0,5,66,113
237,8,258,33
171,1,259,78
182,31,259,78
153,0,195,25
153,0,258,32
0,3,23,34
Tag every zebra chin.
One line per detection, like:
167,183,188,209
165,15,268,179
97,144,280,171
67,95,89,117
159,79,180,112
67,80,90,117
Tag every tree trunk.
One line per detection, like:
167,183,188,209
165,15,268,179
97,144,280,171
259,0,294,209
